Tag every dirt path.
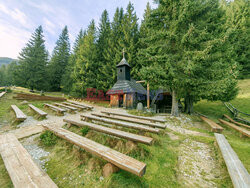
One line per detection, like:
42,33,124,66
178,138,219,187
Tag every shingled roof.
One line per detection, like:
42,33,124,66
116,58,131,68
107,79,146,95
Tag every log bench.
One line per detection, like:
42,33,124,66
62,102,88,111
81,114,159,134
96,113,166,129
11,105,27,122
101,111,166,123
28,104,47,117
0,133,57,188
219,119,250,138
215,133,250,188
224,114,250,129
54,103,78,113
64,119,153,145
0,91,6,98
44,103,66,115
200,116,223,133
43,125,147,177
68,100,93,110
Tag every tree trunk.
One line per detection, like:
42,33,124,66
184,95,194,114
171,90,179,117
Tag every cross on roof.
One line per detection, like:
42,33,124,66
122,48,125,59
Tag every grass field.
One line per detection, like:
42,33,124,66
194,79,250,173
0,80,249,187
194,79,250,121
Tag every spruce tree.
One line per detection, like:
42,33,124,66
96,10,112,91
224,0,249,78
48,26,70,91
99,8,124,92
138,0,239,116
72,21,98,97
61,29,84,94
18,26,49,90
122,2,140,78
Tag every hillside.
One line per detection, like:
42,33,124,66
0,57,17,67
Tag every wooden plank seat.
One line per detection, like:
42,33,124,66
219,119,250,138
44,103,66,115
215,133,250,188
68,100,93,110
200,116,223,133
43,125,146,177
0,133,57,188
81,114,159,134
64,119,153,145
62,102,88,110
224,114,250,129
101,111,166,123
11,105,27,122
28,104,47,117
54,103,78,112
93,113,166,129
0,91,6,98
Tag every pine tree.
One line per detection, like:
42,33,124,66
224,0,250,78
61,29,84,94
48,26,70,91
122,2,140,78
138,0,239,116
17,26,49,90
137,3,151,79
99,8,124,92
96,10,112,91
72,20,98,97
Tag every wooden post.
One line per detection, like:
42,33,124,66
147,83,150,109
136,80,150,109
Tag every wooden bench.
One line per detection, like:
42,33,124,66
68,100,93,110
64,119,153,145
219,119,250,138
81,114,159,133
96,113,166,129
10,125,44,139
54,103,78,112
200,116,223,133
43,125,146,177
224,114,250,129
28,104,47,117
44,103,66,115
215,133,250,188
11,105,27,122
0,133,57,188
101,111,166,123
62,102,88,111
0,91,6,98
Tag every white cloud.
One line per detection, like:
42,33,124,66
0,20,30,58
43,18,56,35
10,8,28,26
0,3,29,28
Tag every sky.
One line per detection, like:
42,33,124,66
0,0,157,59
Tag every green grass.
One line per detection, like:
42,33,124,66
1,80,249,187
194,79,250,122
0,92,59,126
42,124,182,188
0,156,13,188
194,79,250,173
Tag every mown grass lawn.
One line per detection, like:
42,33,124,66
194,79,250,173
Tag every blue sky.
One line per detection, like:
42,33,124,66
0,0,156,59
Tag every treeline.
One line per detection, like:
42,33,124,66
0,0,248,114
